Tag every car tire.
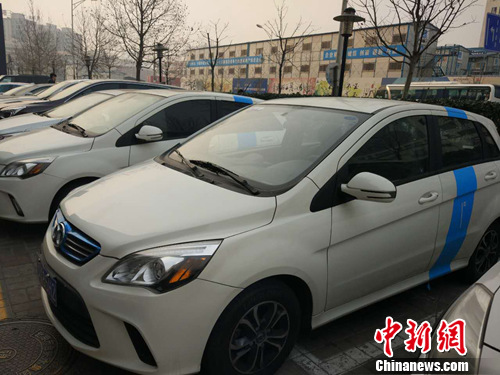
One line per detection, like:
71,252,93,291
201,280,301,375
465,222,500,282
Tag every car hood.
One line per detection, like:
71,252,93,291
481,262,500,351
0,113,66,135
61,161,277,259
0,127,92,165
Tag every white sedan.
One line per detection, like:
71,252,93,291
40,98,499,374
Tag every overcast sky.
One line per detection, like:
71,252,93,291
0,0,487,47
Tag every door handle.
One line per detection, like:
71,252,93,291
485,171,497,181
419,191,439,204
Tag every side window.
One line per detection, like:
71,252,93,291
80,83,121,96
477,123,500,159
142,100,212,140
343,116,429,184
436,117,482,169
217,100,249,118
122,83,156,90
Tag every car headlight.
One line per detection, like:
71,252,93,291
427,284,493,372
103,241,221,293
0,157,55,178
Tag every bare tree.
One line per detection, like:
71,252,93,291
101,45,121,78
104,0,190,81
202,20,230,92
73,7,108,79
14,0,60,75
256,0,312,95
354,0,478,99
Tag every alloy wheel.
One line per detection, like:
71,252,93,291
475,229,499,274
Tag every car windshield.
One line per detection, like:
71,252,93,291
167,104,370,190
48,81,93,101
45,93,113,119
69,92,164,136
3,85,32,96
37,81,77,99
0,85,16,93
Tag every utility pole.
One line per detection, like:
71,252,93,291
333,0,348,96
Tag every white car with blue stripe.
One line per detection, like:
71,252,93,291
39,98,499,375
0,90,259,222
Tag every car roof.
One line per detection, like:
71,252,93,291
74,79,180,89
123,89,263,102
258,97,440,114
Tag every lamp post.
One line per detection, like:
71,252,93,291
84,55,91,79
153,43,169,84
333,8,364,97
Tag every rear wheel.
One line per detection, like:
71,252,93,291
202,280,300,375
466,222,500,282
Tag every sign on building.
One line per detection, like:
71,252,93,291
485,13,500,52
323,45,407,60
187,55,263,68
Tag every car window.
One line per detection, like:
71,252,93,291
437,117,482,169
344,116,429,184
37,81,78,99
217,100,249,118
75,83,121,98
477,123,500,159
143,100,212,140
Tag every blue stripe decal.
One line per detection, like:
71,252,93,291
444,107,467,119
237,132,257,149
233,95,253,104
429,166,477,280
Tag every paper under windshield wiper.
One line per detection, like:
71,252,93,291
65,123,88,137
189,160,260,195
171,149,204,178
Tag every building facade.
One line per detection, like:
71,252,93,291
181,23,438,97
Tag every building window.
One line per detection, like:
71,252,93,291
347,38,354,47
241,49,247,56
319,64,328,72
240,68,247,75
218,68,224,75
271,46,278,54
345,63,351,71
190,69,195,75
363,62,376,71
389,61,403,70
218,52,224,58
199,53,205,59
493,7,498,13
392,33,407,44
254,67,262,74
190,54,195,60
256,48,264,55
228,68,235,75
302,43,312,51
229,51,235,57
284,66,292,74
199,69,204,74
300,65,310,73
365,35,378,46
270,66,277,74
321,41,331,50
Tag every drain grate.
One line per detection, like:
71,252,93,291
0,319,75,375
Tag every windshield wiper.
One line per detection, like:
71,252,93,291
190,160,260,195
64,123,88,138
171,149,204,178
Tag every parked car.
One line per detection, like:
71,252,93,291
0,91,258,222
0,83,52,97
0,79,180,118
0,90,124,137
424,262,500,374
0,74,50,84
0,82,26,94
0,80,83,107
38,99,500,375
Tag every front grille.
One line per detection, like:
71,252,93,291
55,220,101,265
48,273,100,348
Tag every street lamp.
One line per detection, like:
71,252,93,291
153,43,169,84
84,55,91,79
333,7,364,97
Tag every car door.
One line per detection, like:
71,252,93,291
128,98,214,165
326,112,442,310
428,112,500,279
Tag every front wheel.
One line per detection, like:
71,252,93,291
202,280,301,375
465,222,500,282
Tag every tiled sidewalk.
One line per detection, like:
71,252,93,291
0,220,469,374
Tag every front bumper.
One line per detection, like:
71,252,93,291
40,229,241,374
0,173,64,222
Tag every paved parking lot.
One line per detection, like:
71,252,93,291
0,219,469,375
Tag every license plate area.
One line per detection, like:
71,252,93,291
37,260,57,307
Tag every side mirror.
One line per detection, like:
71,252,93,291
135,125,163,142
341,172,396,203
